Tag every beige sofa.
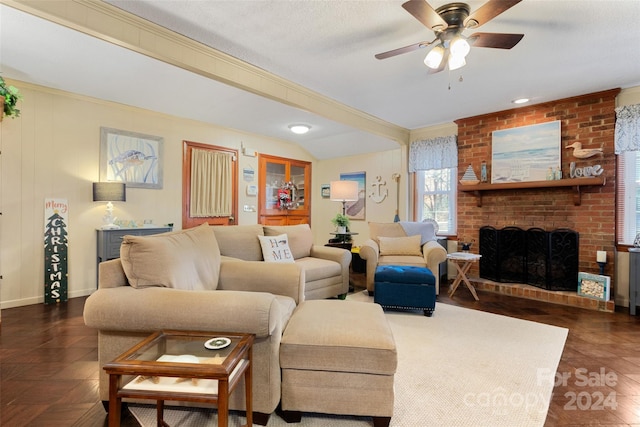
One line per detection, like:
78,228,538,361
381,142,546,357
83,224,305,425
211,224,351,300
359,222,447,294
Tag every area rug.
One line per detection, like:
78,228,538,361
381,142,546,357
129,291,568,427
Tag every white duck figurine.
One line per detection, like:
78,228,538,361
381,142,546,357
565,142,603,159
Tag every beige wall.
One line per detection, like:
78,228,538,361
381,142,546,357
0,80,313,308
312,148,405,247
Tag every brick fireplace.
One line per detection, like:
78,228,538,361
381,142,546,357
455,89,618,309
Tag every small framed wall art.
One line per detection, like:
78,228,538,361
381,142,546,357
321,184,330,198
100,127,164,189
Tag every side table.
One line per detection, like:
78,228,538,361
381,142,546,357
329,231,358,245
103,330,254,427
447,252,482,301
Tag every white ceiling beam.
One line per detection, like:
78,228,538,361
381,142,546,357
2,0,409,145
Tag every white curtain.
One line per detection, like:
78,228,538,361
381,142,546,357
190,149,233,217
408,135,458,172
615,103,640,154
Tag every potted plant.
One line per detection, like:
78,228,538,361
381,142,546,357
0,76,23,121
331,213,350,234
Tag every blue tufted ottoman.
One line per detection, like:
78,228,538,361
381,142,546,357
374,265,436,316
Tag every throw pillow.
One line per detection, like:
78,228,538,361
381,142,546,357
264,224,312,259
378,234,423,256
258,234,295,263
211,224,264,261
399,220,438,245
368,222,406,246
120,223,221,290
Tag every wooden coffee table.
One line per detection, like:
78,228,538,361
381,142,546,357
103,330,254,427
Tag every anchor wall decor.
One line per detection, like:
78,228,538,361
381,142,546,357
369,175,388,203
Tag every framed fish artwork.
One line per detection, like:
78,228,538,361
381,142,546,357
100,127,164,189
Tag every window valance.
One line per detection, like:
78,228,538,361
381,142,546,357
615,103,640,154
408,135,458,172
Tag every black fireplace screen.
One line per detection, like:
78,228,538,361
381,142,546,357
479,226,579,291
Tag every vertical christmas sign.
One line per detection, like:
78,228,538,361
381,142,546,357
44,199,69,304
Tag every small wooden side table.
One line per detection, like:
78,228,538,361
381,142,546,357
447,252,482,301
103,330,254,427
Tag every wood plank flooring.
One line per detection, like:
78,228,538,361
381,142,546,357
1,274,639,426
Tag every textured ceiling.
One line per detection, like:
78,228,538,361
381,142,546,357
2,1,640,159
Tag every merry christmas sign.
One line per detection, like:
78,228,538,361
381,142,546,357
44,198,69,304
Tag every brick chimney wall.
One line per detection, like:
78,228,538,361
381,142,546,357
454,89,619,279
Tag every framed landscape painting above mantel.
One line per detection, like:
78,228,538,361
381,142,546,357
491,120,561,184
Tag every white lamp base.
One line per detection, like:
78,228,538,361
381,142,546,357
101,202,120,229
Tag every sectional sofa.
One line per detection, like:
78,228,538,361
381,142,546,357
83,223,351,424
211,224,351,300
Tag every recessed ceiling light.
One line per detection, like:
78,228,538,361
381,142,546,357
512,98,530,105
289,124,311,135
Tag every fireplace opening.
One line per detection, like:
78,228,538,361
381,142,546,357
479,226,579,291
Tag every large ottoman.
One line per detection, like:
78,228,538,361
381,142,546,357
374,265,436,316
279,300,397,427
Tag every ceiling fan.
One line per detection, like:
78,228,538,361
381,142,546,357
375,0,524,73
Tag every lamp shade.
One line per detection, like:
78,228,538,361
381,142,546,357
330,180,359,202
424,45,445,69
93,182,126,202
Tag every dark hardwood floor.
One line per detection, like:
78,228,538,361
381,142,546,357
1,273,640,426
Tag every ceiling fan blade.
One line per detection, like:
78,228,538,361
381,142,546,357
402,0,448,31
467,32,524,49
464,0,522,29
375,40,434,60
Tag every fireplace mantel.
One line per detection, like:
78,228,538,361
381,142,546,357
459,176,606,207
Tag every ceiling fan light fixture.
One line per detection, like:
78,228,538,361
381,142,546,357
424,45,445,69
448,54,466,71
289,124,311,135
449,36,470,59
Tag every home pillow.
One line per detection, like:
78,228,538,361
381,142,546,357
378,234,423,256
258,234,295,263
264,224,313,259
120,223,221,290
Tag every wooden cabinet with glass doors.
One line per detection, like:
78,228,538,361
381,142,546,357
258,154,311,225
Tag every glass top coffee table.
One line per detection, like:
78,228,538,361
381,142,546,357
103,330,254,427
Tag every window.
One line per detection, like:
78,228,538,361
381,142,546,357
617,151,640,245
415,167,457,235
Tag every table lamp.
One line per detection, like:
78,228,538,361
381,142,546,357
330,180,359,215
93,182,126,229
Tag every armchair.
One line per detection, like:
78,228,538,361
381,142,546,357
359,221,447,295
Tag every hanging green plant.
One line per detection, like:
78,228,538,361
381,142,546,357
0,76,23,119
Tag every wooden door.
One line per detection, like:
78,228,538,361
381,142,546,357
182,141,238,228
